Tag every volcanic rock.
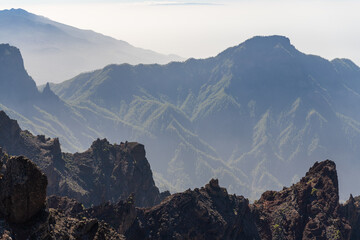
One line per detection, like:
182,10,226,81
252,160,351,239
126,178,260,240
0,154,47,223
341,194,360,240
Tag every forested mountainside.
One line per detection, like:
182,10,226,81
1,35,360,199
0,8,182,84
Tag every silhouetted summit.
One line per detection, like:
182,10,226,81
0,44,38,103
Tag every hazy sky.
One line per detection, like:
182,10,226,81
1,0,359,65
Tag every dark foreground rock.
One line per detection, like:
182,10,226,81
0,151,47,223
121,160,354,240
0,150,124,240
252,160,351,240
48,194,136,235
341,195,360,240
1,152,360,239
125,178,260,240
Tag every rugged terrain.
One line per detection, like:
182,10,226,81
1,36,360,200
1,116,360,238
13,153,360,240
50,35,360,199
0,110,166,207
0,149,124,240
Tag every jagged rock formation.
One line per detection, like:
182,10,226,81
0,150,47,223
0,111,63,195
48,194,136,235
61,139,166,207
125,178,260,240
1,109,358,239
0,150,124,239
0,111,165,207
252,160,351,239
341,195,360,240
48,209,124,240
122,160,354,239
47,195,85,216
2,148,360,239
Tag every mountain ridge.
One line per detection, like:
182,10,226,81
1,36,360,200
0,8,183,84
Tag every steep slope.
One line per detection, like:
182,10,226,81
0,111,165,207
0,8,183,84
0,43,145,153
50,35,360,199
3,36,360,199
253,160,350,239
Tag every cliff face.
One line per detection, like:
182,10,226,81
0,44,39,104
0,111,165,208
61,139,166,207
341,195,360,240
252,160,351,239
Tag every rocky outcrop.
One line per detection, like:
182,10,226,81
48,208,125,240
49,194,137,235
252,160,351,239
0,44,39,104
80,194,137,235
126,178,260,240
0,146,357,240
0,109,358,239
0,150,124,240
61,139,166,207
47,195,84,217
0,111,63,195
341,195,360,240
119,160,353,240
0,150,47,223
0,111,165,207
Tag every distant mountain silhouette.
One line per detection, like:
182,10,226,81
0,8,183,84
2,36,360,200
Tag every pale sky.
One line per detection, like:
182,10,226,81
1,0,360,66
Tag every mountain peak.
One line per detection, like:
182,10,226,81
8,8,30,14
244,35,291,46
217,35,298,60
240,35,297,54
1,8,34,19
42,82,60,102
0,44,38,101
